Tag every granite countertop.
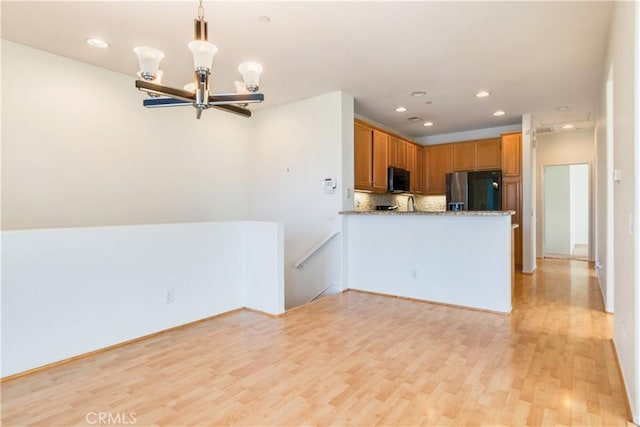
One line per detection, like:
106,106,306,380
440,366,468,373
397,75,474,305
340,210,516,216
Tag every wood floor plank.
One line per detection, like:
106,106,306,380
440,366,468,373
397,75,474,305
1,259,631,426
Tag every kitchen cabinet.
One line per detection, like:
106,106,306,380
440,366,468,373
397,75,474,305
503,176,522,269
475,138,501,170
406,143,423,194
415,145,424,194
388,136,399,167
501,132,522,176
424,144,452,195
354,121,374,191
388,136,408,169
452,138,501,172
397,139,407,169
354,121,388,193
372,130,389,192
452,141,475,172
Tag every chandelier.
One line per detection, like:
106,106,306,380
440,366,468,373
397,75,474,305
133,0,264,119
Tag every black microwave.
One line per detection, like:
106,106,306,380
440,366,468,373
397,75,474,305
388,167,410,193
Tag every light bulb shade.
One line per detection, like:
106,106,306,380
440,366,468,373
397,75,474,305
234,81,249,94
133,46,164,79
238,61,263,91
188,40,218,70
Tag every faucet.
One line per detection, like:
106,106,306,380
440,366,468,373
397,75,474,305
407,195,417,212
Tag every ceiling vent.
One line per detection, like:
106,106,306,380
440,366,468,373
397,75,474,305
536,126,554,134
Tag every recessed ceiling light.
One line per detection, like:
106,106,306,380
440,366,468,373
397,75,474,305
475,91,490,98
424,121,434,127
493,110,505,116
557,106,569,111
410,91,426,97
258,15,271,24
407,116,423,122
86,37,110,48
395,106,407,112
562,124,574,129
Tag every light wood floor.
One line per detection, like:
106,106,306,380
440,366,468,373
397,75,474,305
1,259,631,426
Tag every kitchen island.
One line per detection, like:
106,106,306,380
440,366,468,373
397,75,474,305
341,210,515,313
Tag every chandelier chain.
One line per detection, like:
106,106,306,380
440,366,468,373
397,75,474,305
198,0,204,20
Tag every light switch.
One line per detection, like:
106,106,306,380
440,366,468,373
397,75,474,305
613,169,622,183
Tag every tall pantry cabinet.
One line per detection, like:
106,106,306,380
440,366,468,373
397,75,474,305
501,132,522,270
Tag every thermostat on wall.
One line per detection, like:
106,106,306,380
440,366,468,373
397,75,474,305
323,178,337,194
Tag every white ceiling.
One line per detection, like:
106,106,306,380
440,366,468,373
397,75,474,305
1,1,613,139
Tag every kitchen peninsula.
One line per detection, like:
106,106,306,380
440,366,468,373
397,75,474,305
341,210,515,313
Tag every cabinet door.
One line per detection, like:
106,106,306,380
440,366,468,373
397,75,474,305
503,177,522,269
501,132,521,176
452,141,475,171
475,138,501,170
354,122,373,191
406,143,417,192
415,145,424,194
372,130,389,193
397,139,407,169
425,144,452,195
388,136,399,167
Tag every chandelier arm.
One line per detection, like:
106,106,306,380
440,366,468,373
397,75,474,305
212,104,252,117
135,80,196,104
208,93,264,104
142,98,192,108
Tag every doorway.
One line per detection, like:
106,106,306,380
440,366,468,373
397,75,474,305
543,163,589,260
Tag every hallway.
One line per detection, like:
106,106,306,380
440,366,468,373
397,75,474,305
1,259,631,426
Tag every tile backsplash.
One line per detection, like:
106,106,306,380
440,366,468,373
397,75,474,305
354,192,446,212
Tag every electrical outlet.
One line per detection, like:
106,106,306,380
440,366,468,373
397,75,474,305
411,269,417,279
166,289,175,304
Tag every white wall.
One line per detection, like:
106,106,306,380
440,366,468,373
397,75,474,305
595,70,615,313
346,214,512,313
544,166,571,254
571,164,589,246
2,221,285,377
522,114,536,273
243,222,286,316
417,124,522,145
250,92,354,308
596,1,639,422
1,40,253,230
536,131,595,259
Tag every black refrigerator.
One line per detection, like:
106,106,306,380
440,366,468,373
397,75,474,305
446,170,502,211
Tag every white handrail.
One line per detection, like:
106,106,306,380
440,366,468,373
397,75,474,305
294,230,341,269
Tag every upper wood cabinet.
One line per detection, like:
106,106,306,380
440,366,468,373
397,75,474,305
475,138,501,170
501,132,522,177
406,142,423,194
354,122,389,193
388,136,399,167
452,141,476,171
354,122,374,191
424,144,452,195
372,130,389,192
452,138,501,172
397,139,407,169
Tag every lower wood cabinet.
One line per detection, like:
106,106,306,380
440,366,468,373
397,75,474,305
503,176,522,269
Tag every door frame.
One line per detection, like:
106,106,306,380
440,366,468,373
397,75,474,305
540,162,592,260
